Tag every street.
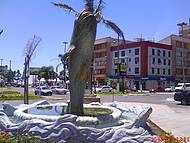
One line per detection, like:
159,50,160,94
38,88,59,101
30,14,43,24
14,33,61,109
1,87,190,110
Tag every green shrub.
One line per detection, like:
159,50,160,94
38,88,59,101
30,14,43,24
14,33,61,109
0,91,20,94
159,132,181,143
0,91,43,100
0,131,49,143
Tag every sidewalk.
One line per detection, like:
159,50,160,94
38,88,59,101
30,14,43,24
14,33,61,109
122,102,190,137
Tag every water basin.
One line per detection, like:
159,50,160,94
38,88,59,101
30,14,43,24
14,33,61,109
23,105,67,116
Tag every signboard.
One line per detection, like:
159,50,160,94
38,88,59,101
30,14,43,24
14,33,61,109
119,63,127,76
29,67,41,75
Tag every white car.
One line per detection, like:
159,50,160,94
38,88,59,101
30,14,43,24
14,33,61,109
175,83,190,92
51,86,68,94
164,86,175,92
34,86,52,96
94,86,112,92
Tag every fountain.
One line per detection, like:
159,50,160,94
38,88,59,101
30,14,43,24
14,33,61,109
0,100,157,142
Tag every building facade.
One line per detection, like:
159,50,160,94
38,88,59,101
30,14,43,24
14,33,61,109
159,35,190,83
94,37,119,85
110,41,173,90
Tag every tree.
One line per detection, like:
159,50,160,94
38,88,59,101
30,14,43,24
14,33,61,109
14,70,22,83
38,66,58,85
53,0,125,115
23,35,41,104
3,70,15,82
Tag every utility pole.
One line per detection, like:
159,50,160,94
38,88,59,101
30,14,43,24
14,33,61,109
177,22,188,89
63,42,68,88
0,59,3,83
9,60,11,70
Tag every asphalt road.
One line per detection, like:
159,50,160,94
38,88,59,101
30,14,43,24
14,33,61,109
1,87,190,111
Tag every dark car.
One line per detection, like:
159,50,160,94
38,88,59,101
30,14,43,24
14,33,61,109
174,90,190,105
149,87,164,93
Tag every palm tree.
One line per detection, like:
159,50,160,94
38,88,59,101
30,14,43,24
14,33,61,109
53,0,125,115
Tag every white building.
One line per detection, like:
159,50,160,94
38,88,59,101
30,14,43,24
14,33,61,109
110,41,173,90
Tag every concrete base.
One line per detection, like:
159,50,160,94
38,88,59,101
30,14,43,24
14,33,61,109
84,94,101,103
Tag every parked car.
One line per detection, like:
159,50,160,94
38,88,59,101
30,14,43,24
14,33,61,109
164,86,175,92
175,83,190,92
149,87,164,93
34,86,52,96
94,86,112,92
174,90,190,105
51,86,68,94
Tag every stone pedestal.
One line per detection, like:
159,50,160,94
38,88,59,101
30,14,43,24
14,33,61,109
84,90,101,103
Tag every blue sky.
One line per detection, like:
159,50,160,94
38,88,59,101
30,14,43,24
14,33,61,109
0,0,189,72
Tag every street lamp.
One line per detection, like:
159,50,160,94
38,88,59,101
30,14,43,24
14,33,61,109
177,22,187,89
117,34,120,92
63,42,68,88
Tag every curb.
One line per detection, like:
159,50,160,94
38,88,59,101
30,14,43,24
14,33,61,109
148,119,167,136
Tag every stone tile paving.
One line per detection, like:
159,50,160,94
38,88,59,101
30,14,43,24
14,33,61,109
122,102,190,137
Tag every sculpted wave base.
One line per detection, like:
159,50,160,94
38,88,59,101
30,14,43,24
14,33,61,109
0,100,156,143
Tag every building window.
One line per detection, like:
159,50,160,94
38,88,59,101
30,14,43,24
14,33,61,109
135,57,139,64
163,59,166,65
158,58,162,64
157,49,161,56
176,51,182,57
176,60,182,66
129,50,131,53
115,52,119,57
152,49,155,55
135,49,139,55
168,69,171,75
163,50,165,57
121,59,125,63
152,58,155,64
115,69,118,75
114,59,118,65
121,51,125,57
176,41,182,48
128,68,131,72
157,68,160,74
129,58,131,62
135,67,139,74
152,68,154,74
163,69,165,75
96,69,106,74
168,51,171,57
168,60,171,66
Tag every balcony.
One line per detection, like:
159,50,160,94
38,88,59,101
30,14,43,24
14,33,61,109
95,65,107,69
95,48,107,53
94,74,107,78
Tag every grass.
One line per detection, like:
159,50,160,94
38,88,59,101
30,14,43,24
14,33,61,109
83,107,112,117
125,91,145,94
96,91,146,95
0,91,43,100
0,86,13,90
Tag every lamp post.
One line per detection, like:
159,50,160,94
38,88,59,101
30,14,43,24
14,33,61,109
63,42,68,88
177,22,187,89
0,59,3,85
117,34,120,92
